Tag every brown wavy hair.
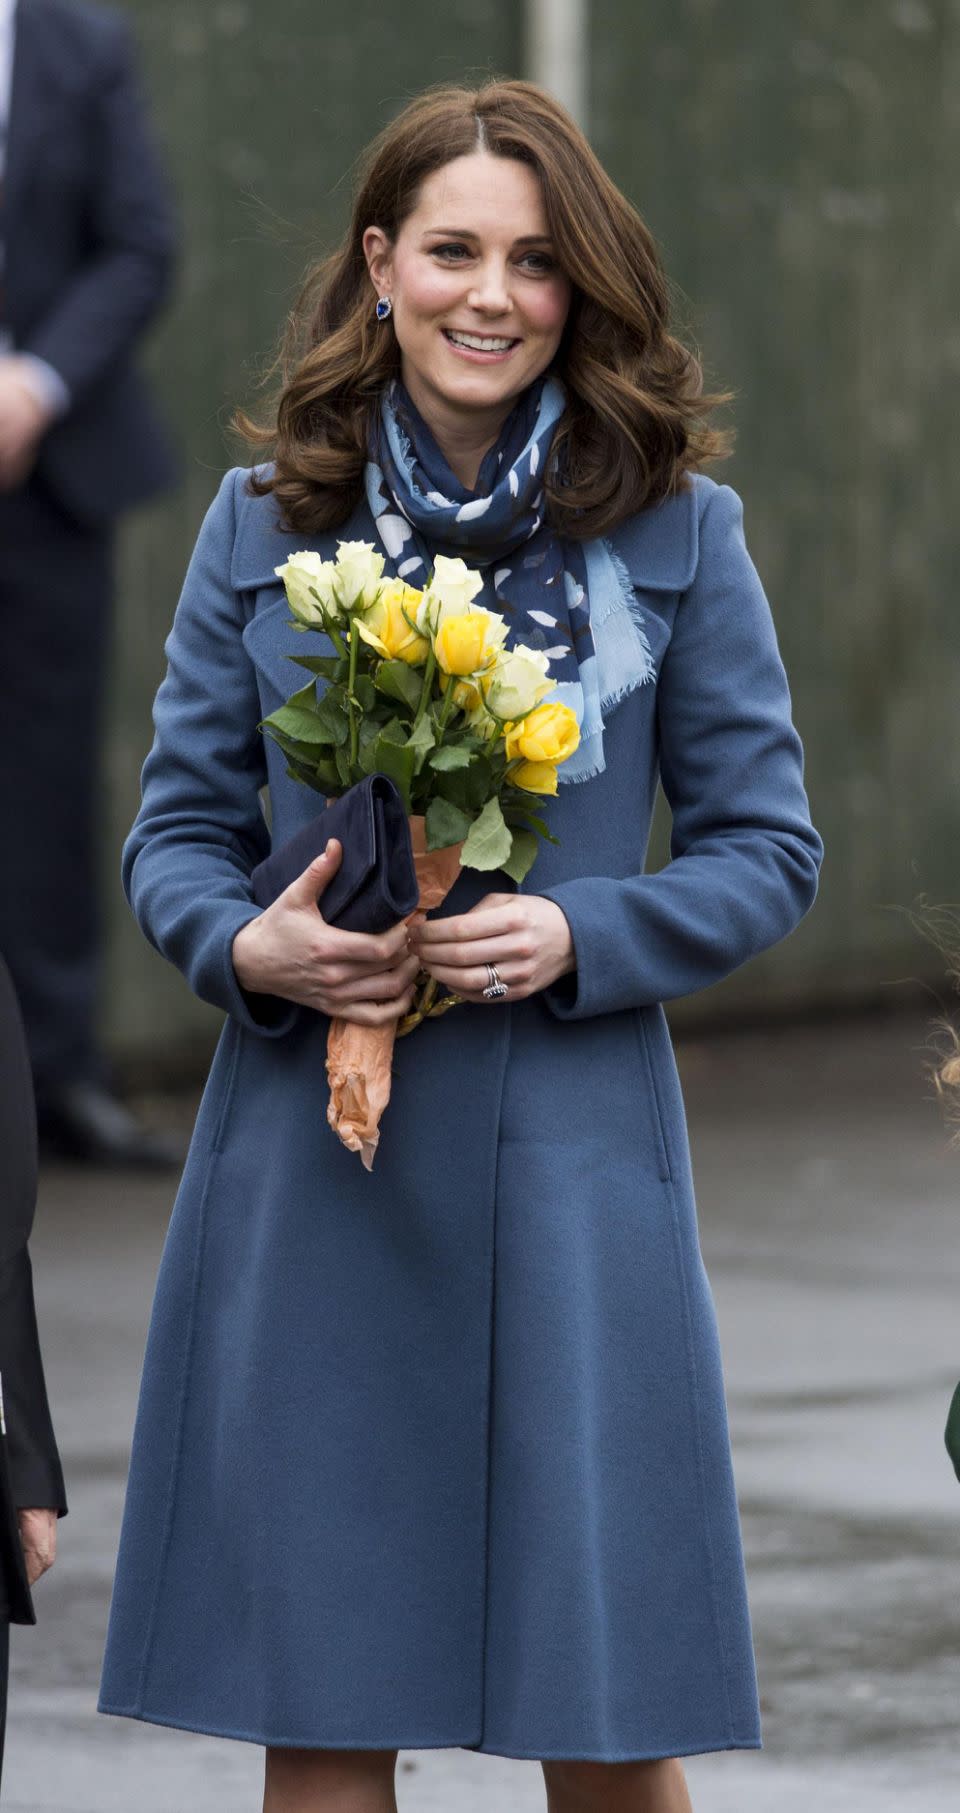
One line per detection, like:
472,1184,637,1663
235,78,732,540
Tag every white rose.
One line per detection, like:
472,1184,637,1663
416,555,485,633
275,551,342,628
480,644,554,720
334,540,386,610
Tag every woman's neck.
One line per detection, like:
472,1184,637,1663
400,371,512,491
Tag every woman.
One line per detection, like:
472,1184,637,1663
0,956,67,1790
98,80,824,1813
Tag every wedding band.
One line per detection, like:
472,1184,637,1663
482,962,509,1000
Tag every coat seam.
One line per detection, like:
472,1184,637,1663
132,1024,243,1714
631,1008,673,1183
663,1174,736,1740
475,1002,512,1750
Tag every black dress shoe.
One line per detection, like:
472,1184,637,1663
35,1080,186,1169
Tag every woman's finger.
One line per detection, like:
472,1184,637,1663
407,933,528,970
314,983,418,1025
416,961,526,1001
321,953,421,1004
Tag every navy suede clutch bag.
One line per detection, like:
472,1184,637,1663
250,773,419,935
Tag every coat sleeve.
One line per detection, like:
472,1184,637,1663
537,482,824,1019
0,1249,67,1515
121,470,299,1036
23,16,176,404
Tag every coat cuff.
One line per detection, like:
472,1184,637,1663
537,878,622,1020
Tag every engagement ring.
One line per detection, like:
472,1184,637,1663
482,963,509,1000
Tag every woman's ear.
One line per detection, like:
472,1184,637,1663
361,225,392,296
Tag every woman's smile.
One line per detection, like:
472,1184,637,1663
441,326,522,362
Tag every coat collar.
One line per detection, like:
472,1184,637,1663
230,465,702,596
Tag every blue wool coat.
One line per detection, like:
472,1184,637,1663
98,467,823,1761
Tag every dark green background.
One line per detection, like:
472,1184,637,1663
105,1,955,1058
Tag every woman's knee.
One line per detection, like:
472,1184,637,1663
541,1755,692,1813
263,1745,398,1812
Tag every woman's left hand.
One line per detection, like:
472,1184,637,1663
407,892,575,1005
18,1507,58,1587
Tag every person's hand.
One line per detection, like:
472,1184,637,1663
232,838,424,1026
0,360,53,490
18,1508,58,1587
407,890,575,1005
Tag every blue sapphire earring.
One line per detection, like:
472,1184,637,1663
375,296,393,321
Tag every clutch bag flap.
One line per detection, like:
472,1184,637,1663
250,772,418,934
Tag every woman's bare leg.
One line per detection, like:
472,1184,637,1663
263,1746,399,1813
542,1756,694,1813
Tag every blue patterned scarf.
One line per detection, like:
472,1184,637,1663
364,372,655,784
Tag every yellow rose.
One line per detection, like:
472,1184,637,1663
356,579,429,665
434,611,504,677
504,701,581,765
511,760,559,795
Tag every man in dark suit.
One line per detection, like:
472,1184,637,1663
0,954,67,1788
0,0,181,1163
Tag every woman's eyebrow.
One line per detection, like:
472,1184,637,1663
422,228,554,245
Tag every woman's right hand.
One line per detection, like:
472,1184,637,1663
231,839,424,1026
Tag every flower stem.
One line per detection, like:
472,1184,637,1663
436,677,459,735
412,646,437,732
347,620,360,766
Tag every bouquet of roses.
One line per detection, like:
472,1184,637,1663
261,538,581,1167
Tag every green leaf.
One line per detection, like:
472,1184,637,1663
334,743,354,787
362,728,417,810
429,744,474,772
262,703,331,746
374,660,422,711
406,713,437,776
460,794,513,871
286,654,344,679
350,672,378,713
499,827,540,884
433,753,493,813
425,796,474,851
312,688,351,747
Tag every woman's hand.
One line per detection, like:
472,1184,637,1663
408,891,575,1005
232,839,424,1026
18,1507,57,1587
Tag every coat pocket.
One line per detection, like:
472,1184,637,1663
631,1007,673,1184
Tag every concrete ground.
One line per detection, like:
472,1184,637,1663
3,1007,959,1811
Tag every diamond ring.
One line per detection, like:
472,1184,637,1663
481,962,509,1000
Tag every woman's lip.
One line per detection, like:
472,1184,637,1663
441,328,521,362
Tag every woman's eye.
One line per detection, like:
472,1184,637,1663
433,243,470,260
520,253,555,273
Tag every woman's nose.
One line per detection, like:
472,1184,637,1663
466,264,511,313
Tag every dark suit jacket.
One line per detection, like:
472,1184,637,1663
2,0,178,525
0,958,66,1627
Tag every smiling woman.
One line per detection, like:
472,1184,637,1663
99,73,823,1813
236,79,730,535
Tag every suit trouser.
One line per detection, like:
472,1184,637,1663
0,476,112,1092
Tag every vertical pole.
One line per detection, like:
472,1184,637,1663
525,0,589,131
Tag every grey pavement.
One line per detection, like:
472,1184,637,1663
4,1008,959,1811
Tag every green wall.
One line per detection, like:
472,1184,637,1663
105,2,957,1060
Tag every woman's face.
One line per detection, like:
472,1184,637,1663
363,152,572,437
